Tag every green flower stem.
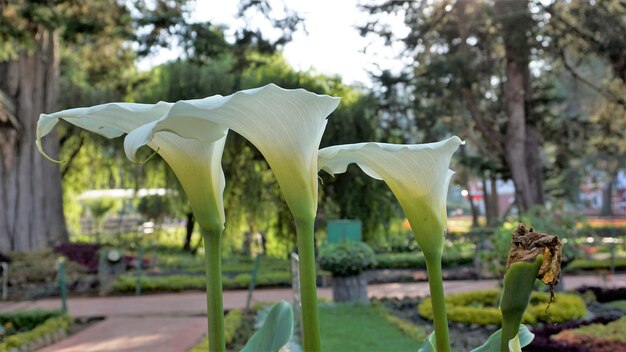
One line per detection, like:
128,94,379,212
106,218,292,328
202,226,225,352
499,256,543,352
295,217,321,352
425,254,451,352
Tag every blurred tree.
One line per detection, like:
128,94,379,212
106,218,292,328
0,0,187,252
359,0,596,215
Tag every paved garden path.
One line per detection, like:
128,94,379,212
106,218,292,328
1,273,624,352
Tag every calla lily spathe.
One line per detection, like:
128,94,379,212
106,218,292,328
318,136,464,256
36,102,228,231
125,83,341,222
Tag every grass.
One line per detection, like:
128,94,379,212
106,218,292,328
319,303,421,351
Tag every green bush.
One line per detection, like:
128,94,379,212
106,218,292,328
0,310,63,335
567,257,626,271
372,251,473,270
319,241,376,277
373,252,425,269
418,289,586,325
0,315,73,349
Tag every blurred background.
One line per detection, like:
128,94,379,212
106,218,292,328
0,1,625,350
1,0,624,254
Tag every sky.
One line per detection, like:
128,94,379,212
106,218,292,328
139,0,408,87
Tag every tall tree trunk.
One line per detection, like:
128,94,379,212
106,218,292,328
466,182,479,228
601,170,616,216
496,0,542,213
0,29,67,253
481,175,491,226
489,174,500,226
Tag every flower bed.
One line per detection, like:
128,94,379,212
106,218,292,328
551,316,626,352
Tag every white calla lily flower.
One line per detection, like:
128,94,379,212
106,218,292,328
36,102,228,231
318,136,464,256
125,83,341,222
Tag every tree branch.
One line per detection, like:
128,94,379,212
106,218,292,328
61,135,84,178
558,48,626,108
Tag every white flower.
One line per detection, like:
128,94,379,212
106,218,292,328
318,136,464,255
125,84,340,222
37,102,228,231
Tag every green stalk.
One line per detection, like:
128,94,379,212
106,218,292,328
499,256,542,352
295,217,321,352
202,226,225,352
425,254,451,352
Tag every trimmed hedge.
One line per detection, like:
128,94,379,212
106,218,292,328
418,289,586,325
0,310,63,334
567,258,626,271
0,315,73,350
113,272,291,293
372,252,472,270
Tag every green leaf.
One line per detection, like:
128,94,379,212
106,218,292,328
417,331,436,352
470,325,534,352
241,301,293,352
508,334,522,352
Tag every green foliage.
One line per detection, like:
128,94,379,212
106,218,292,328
188,309,245,351
156,253,290,275
241,301,293,352
8,249,85,286
319,241,376,277
84,197,120,228
0,310,63,335
567,257,626,271
0,315,73,350
319,303,419,351
418,290,586,325
136,195,172,223
372,251,473,270
113,272,291,293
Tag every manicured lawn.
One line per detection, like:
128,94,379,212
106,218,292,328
319,303,420,351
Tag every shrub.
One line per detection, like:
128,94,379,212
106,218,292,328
418,289,586,325
567,258,626,271
54,243,101,272
319,241,376,277
0,310,63,335
0,315,72,349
